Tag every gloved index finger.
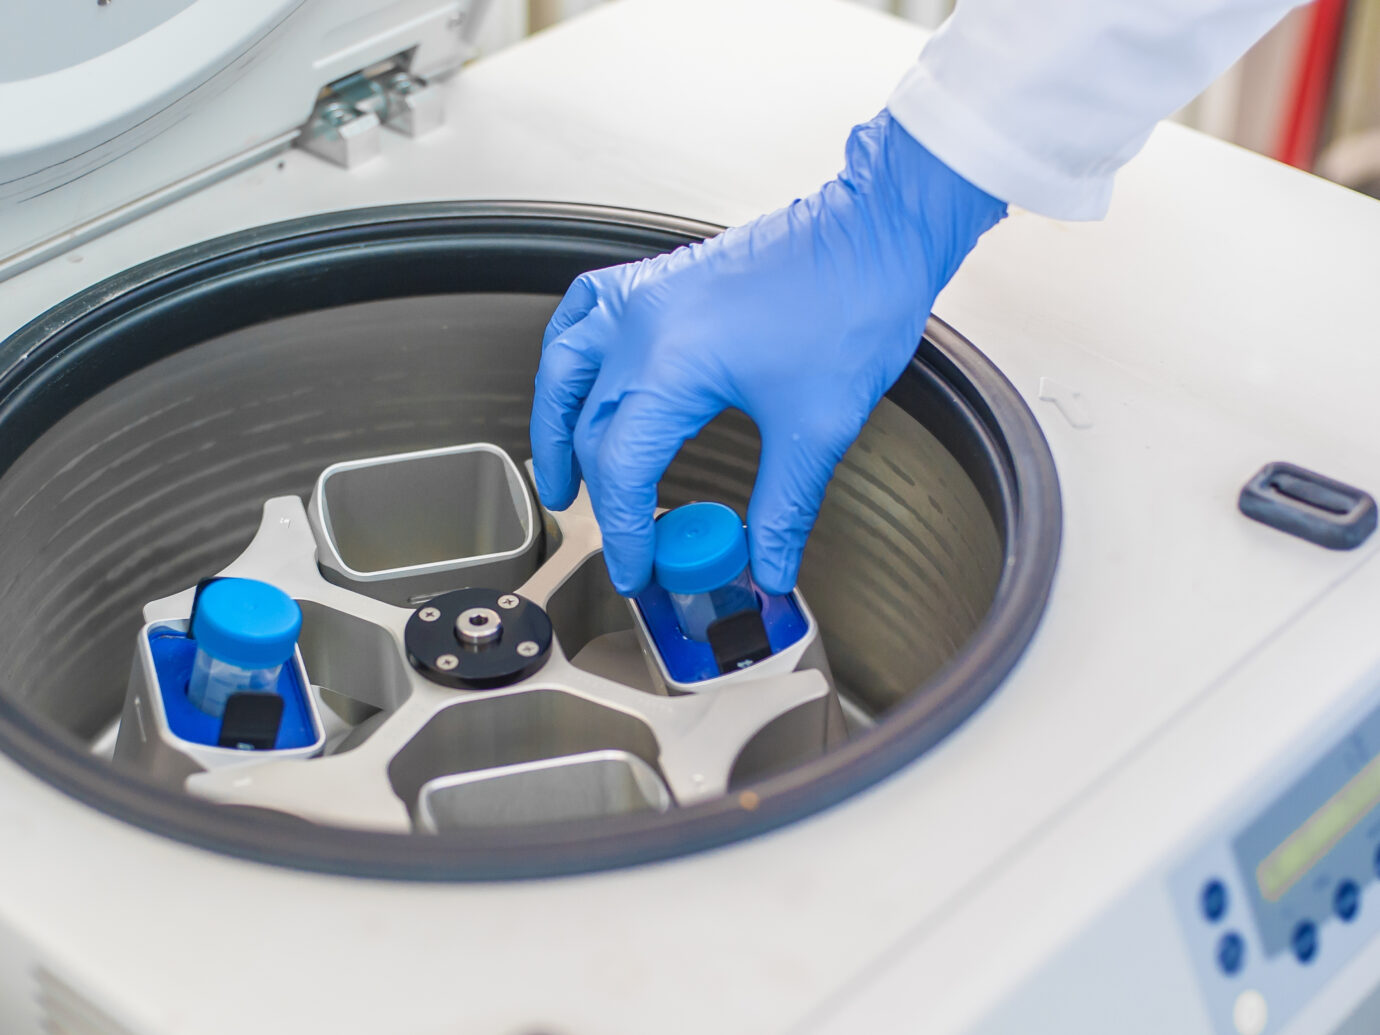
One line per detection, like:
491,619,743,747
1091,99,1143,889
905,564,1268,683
746,420,856,595
541,272,601,351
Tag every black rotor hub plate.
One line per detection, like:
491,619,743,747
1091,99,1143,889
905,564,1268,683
405,588,552,689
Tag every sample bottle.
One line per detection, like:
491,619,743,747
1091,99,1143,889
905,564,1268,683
653,502,759,642
187,578,302,718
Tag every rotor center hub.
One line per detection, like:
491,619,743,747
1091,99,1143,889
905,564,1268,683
455,606,502,645
405,588,552,689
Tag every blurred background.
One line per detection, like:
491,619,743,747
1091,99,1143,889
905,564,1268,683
473,0,1380,198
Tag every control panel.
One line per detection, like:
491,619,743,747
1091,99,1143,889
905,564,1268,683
1172,682,1380,1035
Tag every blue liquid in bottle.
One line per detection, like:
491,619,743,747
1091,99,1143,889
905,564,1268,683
187,578,302,718
653,502,759,642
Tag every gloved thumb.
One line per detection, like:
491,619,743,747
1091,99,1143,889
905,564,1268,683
589,389,720,595
746,423,854,595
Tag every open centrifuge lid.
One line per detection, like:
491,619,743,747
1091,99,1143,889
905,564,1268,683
0,0,486,278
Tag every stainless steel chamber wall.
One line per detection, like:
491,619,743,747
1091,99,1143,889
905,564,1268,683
0,203,1060,879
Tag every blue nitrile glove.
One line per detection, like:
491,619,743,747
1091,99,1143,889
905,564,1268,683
530,110,1007,596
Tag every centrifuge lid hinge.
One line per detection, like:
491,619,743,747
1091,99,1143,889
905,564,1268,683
296,58,446,170
0,0,483,278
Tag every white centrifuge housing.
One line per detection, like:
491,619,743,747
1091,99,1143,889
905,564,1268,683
0,3,1379,1035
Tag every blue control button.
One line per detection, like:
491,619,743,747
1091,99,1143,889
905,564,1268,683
1335,880,1361,922
1201,879,1229,923
1292,920,1318,964
1217,932,1245,975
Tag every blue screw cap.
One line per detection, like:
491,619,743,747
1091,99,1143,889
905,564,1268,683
654,502,750,596
191,578,301,669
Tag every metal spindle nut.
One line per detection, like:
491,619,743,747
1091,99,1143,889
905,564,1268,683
456,607,502,645
404,587,552,689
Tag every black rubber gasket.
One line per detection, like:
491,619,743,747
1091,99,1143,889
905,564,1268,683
0,202,1061,881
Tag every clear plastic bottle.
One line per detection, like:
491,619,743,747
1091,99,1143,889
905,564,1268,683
187,578,302,719
653,502,760,642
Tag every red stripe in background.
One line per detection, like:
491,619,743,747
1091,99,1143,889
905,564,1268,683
1276,0,1349,169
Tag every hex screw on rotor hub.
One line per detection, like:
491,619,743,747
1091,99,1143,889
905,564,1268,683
405,588,553,688
455,606,502,645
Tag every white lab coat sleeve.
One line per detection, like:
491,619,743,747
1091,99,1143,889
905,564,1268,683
887,0,1308,219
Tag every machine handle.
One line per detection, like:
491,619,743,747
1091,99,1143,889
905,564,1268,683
1239,462,1377,549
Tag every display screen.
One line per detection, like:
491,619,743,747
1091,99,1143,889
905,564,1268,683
1257,751,1380,902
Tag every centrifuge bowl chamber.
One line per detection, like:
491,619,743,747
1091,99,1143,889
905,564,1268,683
0,203,1059,879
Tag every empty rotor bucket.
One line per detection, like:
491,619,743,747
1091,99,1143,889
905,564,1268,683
308,443,540,605
418,750,673,832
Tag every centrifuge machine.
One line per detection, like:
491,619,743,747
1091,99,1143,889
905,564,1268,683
2,1,1379,1033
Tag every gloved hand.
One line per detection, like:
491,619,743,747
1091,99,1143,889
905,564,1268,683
530,110,1007,596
